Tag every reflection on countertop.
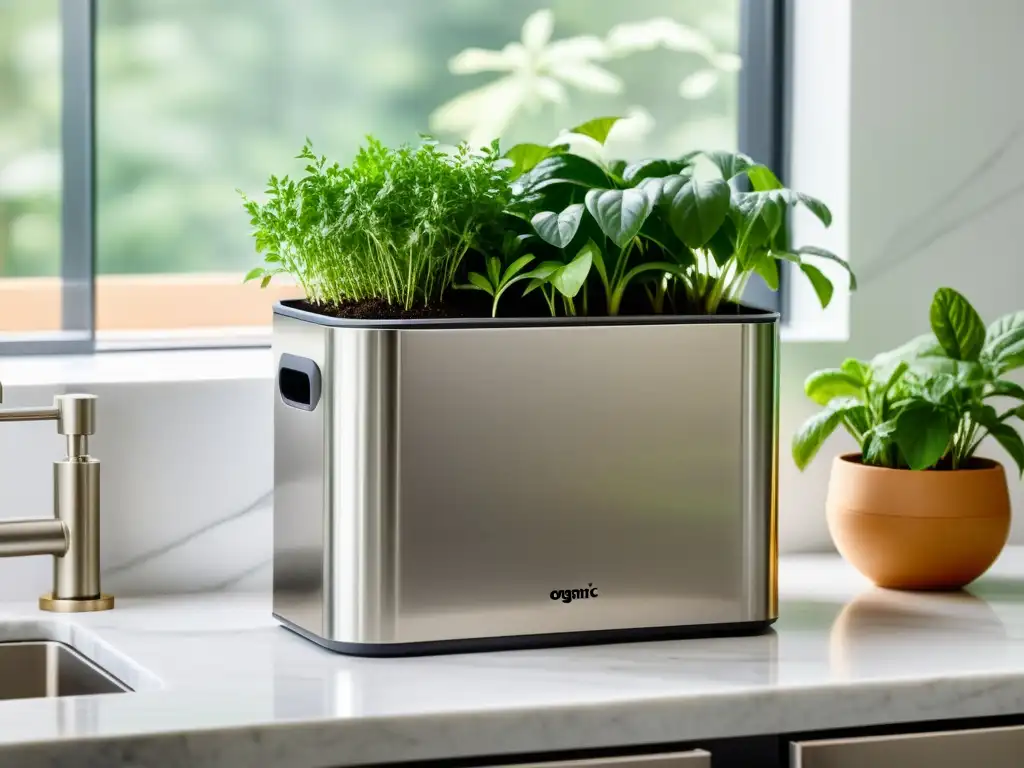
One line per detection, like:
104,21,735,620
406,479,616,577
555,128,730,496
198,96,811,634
830,587,1007,679
3,550,1024,767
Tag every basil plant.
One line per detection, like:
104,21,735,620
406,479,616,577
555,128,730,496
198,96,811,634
463,116,856,317
794,287,1024,474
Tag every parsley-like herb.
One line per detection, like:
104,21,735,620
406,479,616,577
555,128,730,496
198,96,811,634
241,138,510,310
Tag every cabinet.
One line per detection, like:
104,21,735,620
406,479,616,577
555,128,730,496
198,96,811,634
791,724,1024,767
488,752,711,767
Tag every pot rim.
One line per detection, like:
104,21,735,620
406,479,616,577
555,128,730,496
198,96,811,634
836,452,1004,473
274,299,780,330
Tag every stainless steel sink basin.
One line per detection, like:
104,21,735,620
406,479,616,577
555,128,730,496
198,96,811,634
0,641,129,700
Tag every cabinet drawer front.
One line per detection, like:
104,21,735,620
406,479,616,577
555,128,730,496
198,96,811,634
487,751,711,768
792,725,1024,767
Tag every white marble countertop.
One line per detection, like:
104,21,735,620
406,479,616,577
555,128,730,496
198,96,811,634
3,550,1024,767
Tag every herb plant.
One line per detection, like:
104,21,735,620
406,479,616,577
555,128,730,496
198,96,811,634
241,138,510,310
243,116,852,319
793,287,1024,475
473,116,856,317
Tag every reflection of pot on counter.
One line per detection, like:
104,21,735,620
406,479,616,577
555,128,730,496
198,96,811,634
830,588,1006,679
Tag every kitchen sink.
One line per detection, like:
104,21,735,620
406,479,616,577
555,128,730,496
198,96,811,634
0,641,129,701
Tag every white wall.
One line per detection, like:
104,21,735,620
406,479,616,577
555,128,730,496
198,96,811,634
781,0,1024,550
0,358,274,600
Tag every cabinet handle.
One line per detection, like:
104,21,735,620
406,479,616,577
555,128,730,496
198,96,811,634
792,724,1024,767
484,751,710,767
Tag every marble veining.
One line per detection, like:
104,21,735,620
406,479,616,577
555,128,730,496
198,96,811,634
3,551,1024,767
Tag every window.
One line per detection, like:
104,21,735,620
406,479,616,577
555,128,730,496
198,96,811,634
1,0,783,354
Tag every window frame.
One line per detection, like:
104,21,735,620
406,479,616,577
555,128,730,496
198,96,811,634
739,0,790,314
2,0,789,356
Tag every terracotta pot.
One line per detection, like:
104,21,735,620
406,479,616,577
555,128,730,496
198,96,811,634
826,453,1010,590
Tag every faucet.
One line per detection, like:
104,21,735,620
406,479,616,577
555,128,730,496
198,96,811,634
0,382,114,612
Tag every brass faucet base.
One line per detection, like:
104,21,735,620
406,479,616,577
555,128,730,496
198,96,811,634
39,593,115,613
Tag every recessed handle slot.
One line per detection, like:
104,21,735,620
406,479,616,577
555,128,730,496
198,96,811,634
278,354,321,411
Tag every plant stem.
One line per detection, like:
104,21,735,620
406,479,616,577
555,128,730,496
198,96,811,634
542,285,556,316
653,277,667,314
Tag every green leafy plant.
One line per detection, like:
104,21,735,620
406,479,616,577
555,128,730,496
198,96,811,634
497,115,856,316
243,115,852,319
793,288,1024,475
241,137,510,310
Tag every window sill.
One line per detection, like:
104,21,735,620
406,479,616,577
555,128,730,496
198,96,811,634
0,347,273,390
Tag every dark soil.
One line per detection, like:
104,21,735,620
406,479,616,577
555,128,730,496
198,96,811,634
295,289,762,321
844,454,1000,471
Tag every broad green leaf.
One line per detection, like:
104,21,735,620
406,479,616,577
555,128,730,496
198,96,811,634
924,373,957,405
732,192,764,252
522,261,563,281
507,183,580,217
706,220,737,267
584,188,653,248
990,379,1024,401
956,360,990,383
797,246,857,290
792,397,862,470
732,192,776,255
521,154,611,192
804,369,864,406
841,358,872,386
997,338,1024,374
639,210,685,255
985,311,1024,361
796,193,832,227
531,204,585,248
504,143,566,179
985,312,1024,373
501,255,535,285
747,165,783,191
880,361,909,400
800,263,834,308
986,311,1024,344
973,406,1024,476
637,173,690,206
623,159,691,185
760,196,783,239
750,252,779,290
930,287,986,361
608,159,627,178
771,250,802,265
871,333,944,372
243,267,266,283
568,116,622,145
485,256,501,288
845,404,872,439
971,403,1000,424
520,261,563,296
667,178,731,249
990,422,1024,476
490,256,537,316
467,272,495,295
862,419,898,466
895,404,953,470
704,150,757,181
550,246,594,298
766,189,831,227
